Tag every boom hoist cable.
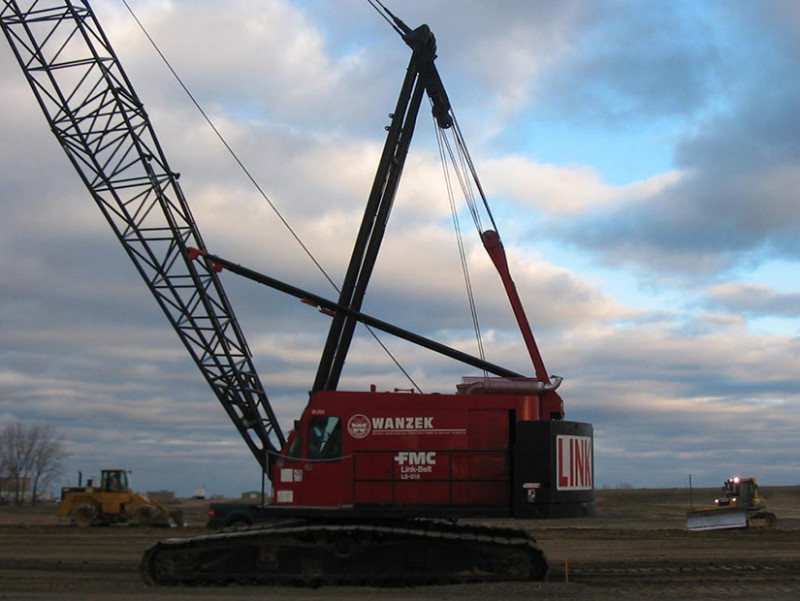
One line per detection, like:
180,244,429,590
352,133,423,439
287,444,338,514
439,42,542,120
120,0,422,392
3,0,522,450
129,0,549,389
125,0,532,394
435,117,488,371
120,0,333,290
435,106,555,383
369,0,554,383
123,0,540,395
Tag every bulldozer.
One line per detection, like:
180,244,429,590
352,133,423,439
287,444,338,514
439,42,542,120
686,476,777,531
56,469,182,528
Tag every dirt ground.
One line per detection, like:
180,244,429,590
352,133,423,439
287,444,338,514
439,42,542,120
1,487,798,601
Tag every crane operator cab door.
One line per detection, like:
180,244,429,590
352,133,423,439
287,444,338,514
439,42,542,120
274,415,348,507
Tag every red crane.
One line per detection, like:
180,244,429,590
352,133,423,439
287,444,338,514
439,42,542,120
2,0,594,586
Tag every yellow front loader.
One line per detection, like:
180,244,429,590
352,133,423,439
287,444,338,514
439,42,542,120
56,469,182,527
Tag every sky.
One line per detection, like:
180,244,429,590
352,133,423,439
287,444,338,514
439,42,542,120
2,0,800,499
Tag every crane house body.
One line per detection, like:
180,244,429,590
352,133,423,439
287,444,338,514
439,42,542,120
273,385,595,518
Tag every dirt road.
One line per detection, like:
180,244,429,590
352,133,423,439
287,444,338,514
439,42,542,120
1,488,798,601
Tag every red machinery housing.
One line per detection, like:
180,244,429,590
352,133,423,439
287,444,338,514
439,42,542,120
275,385,593,519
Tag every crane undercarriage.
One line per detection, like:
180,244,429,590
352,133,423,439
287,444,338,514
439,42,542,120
141,519,548,586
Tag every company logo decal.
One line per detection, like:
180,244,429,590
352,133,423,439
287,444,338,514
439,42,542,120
347,414,371,439
347,414,465,438
394,451,437,480
556,435,593,491
372,416,433,431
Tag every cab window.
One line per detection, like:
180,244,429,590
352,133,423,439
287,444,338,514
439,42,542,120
286,430,303,460
307,416,341,460
102,471,127,492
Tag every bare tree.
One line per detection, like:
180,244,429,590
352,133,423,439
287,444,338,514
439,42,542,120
0,424,32,504
0,423,68,505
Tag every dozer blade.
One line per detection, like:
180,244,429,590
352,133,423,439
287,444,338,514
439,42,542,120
686,508,747,531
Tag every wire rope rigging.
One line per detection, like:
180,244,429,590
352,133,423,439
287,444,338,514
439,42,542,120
121,0,508,390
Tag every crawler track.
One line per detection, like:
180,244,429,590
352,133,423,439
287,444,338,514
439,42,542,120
140,520,548,586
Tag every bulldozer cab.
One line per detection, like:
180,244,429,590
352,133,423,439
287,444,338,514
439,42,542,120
718,476,767,511
101,469,130,493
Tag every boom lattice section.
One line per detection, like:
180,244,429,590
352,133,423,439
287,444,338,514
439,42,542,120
0,0,285,468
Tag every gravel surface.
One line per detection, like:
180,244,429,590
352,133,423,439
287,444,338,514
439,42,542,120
2,488,798,601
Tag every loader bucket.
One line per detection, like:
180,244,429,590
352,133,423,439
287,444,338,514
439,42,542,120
686,508,747,531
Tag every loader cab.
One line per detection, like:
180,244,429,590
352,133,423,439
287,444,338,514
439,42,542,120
101,469,130,493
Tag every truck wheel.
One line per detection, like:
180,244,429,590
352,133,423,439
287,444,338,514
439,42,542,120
131,504,156,526
73,504,96,528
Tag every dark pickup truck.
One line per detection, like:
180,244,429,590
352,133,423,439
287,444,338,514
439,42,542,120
206,502,274,529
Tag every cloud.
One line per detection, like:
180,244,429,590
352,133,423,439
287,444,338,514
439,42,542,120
551,4,800,278
706,282,800,317
2,0,800,497
535,2,725,123
563,90,800,277
103,1,349,123
482,156,682,214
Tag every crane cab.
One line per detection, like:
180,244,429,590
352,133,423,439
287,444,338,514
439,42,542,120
272,383,595,519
